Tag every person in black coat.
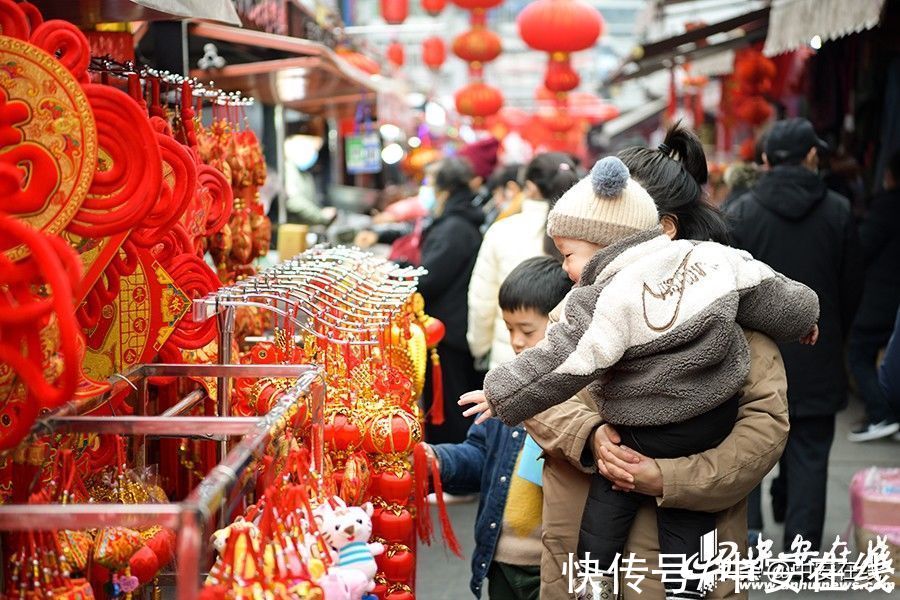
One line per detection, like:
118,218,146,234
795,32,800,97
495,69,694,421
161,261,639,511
847,151,900,441
419,157,485,445
725,118,863,551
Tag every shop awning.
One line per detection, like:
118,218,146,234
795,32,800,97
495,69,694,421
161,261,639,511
28,0,241,27
588,97,668,150
187,22,401,119
763,0,887,56
606,7,770,84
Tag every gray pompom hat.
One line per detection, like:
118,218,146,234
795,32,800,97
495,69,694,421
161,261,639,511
546,156,660,247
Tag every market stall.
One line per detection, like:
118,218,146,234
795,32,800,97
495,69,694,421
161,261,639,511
0,2,452,598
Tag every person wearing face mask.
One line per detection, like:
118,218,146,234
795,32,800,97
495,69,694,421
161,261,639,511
467,153,579,370
418,157,486,445
284,135,337,227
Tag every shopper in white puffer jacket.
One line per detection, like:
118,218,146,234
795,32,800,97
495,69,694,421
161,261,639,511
467,153,580,369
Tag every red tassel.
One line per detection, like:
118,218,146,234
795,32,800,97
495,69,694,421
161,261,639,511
413,443,433,544
429,349,444,425
430,450,463,558
667,67,677,122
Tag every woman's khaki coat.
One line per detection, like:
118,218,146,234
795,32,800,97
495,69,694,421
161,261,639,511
526,330,789,599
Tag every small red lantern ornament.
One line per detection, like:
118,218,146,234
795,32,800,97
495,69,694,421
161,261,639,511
381,0,409,25
421,0,447,16
455,82,504,120
452,27,502,65
422,37,447,71
323,409,362,451
387,41,405,68
372,506,415,543
362,408,421,455
373,469,414,504
544,55,581,93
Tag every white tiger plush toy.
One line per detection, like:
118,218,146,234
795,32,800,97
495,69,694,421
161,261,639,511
314,497,385,598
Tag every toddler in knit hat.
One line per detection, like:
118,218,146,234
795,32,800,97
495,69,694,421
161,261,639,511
460,156,820,599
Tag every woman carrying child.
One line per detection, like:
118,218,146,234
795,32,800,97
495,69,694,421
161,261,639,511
461,124,818,600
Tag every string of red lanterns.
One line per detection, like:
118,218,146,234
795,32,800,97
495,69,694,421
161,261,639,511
518,0,604,134
451,0,504,126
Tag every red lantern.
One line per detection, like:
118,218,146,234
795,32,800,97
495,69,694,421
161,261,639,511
422,37,446,71
422,0,447,16
381,0,409,24
518,0,604,54
381,545,415,581
451,0,503,9
544,56,580,93
734,96,773,126
362,409,421,454
452,28,502,65
543,110,576,134
455,82,504,119
387,41,405,68
372,507,415,543
323,411,362,451
372,469,414,504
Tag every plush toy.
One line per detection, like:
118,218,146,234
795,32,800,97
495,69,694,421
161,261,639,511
314,497,384,599
210,516,259,554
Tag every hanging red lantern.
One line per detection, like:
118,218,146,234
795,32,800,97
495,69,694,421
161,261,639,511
518,0,604,54
362,408,421,455
544,55,580,93
452,28,502,65
381,0,409,24
422,0,448,16
451,0,503,9
455,82,504,119
387,41,405,67
422,37,447,71
542,109,576,134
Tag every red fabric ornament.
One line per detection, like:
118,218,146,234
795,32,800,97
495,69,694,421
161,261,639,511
381,545,415,581
373,469,413,504
372,506,414,544
734,96,773,126
128,545,159,584
518,0,604,53
0,0,31,39
381,0,409,24
29,20,91,81
422,37,446,71
362,409,420,454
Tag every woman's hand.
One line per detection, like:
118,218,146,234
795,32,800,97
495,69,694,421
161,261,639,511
458,390,493,425
591,424,664,497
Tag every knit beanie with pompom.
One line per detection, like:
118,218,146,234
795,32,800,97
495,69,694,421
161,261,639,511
547,156,659,246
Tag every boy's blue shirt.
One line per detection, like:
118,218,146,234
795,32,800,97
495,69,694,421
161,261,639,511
432,418,528,598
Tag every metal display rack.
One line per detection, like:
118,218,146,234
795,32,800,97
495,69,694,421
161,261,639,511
0,246,425,599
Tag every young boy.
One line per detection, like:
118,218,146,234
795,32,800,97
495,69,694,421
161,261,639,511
460,156,820,599
425,256,572,600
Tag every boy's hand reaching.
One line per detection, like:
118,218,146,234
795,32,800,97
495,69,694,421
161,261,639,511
459,391,493,425
800,323,819,346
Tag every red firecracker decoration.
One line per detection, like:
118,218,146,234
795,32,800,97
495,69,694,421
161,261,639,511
381,0,409,24
422,0,447,16
455,82,504,120
422,37,447,71
387,41,405,68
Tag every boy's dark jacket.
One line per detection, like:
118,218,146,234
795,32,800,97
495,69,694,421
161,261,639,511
432,419,527,598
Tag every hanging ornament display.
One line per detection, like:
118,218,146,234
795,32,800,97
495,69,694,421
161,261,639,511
422,36,446,72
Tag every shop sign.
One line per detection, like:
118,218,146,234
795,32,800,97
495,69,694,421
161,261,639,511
345,133,383,175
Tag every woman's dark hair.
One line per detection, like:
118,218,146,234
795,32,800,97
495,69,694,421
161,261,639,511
617,122,730,244
525,152,579,202
435,157,475,195
487,164,523,193
499,256,572,315
524,152,580,262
